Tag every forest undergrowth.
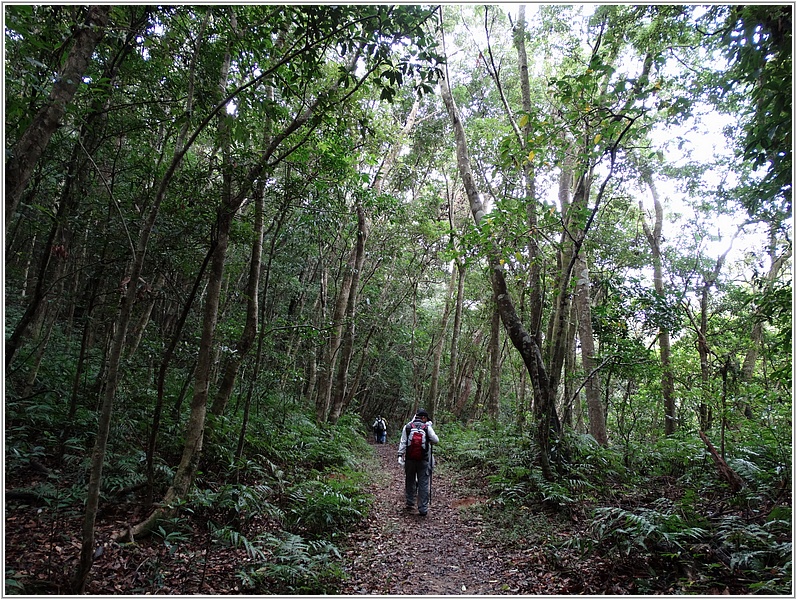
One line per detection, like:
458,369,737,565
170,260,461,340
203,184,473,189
431,420,792,595
5,407,791,595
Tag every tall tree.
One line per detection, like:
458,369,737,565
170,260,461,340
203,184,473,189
5,5,111,229
573,254,607,444
639,168,677,435
328,100,421,423
439,14,559,476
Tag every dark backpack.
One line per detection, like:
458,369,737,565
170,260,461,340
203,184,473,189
405,420,428,461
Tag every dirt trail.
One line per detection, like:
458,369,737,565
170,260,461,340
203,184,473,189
339,441,552,595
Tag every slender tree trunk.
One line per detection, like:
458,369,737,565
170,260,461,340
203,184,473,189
689,229,740,428
87,4,273,551
514,5,543,345
454,355,476,420
5,5,111,228
304,265,327,406
140,11,238,523
7,194,70,369
516,368,528,426
446,260,466,413
741,234,790,382
440,48,555,479
574,255,607,445
17,233,37,299
342,325,375,412
695,281,714,431
163,208,232,504
561,300,578,429
59,280,102,463
125,274,164,359
543,156,577,406
7,8,146,368
146,246,214,508
133,12,360,535
487,291,501,419
67,282,100,421
316,249,355,422
428,263,457,415
640,169,676,435
23,295,61,396
210,176,267,417
329,100,419,423
235,376,256,467
329,205,368,424
236,186,290,461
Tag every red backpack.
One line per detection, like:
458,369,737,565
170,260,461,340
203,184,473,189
405,420,428,461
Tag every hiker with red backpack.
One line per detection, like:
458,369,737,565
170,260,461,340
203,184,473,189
397,408,439,516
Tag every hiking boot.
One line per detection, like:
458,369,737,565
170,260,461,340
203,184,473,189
418,510,427,516
405,504,415,511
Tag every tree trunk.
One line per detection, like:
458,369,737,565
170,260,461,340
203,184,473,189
514,5,543,346
741,233,790,382
439,50,555,479
236,182,292,462
146,247,214,508
689,226,741,429
487,291,501,419
640,169,676,435
23,294,62,396
446,260,466,413
125,273,164,360
696,279,713,430
6,5,111,229
210,176,268,417
7,7,148,370
428,264,458,415
139,12,239,525
561,300,578,429
454,355,476,420
315,248,355,422
342,324,376,412
698,430,746,493
304,265,328,406
329,101,420,423
329,205,368,424
542,157,576,406
17,233,37,298
574,255,607,445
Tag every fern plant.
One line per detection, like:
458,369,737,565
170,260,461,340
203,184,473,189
286,478,368,537
240,532,343,594
189,483,283,533
588,503,708,558
210,524,266,560
716,514,792,571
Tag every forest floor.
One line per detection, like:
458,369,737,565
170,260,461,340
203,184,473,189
339,441,584,595
1,440,602,595
5,439,753,595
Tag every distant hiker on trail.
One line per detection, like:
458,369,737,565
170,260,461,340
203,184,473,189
372,416,387,444
397,408,438,516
